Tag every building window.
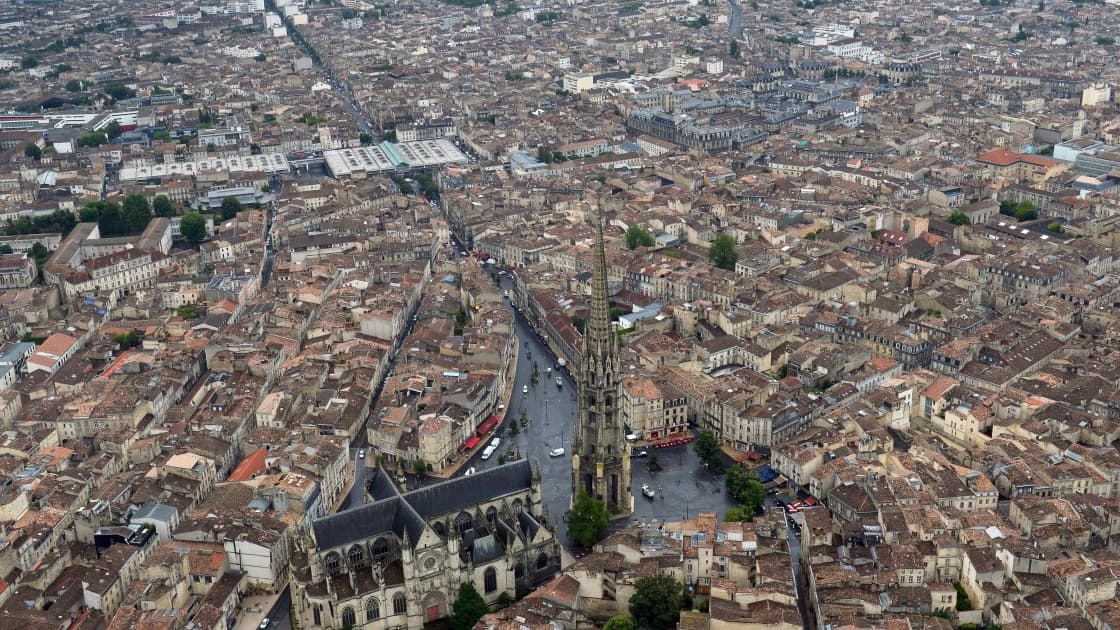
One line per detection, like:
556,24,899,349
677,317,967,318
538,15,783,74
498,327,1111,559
366,598,380,621
371,537,389,559
325,552,340,576
393,592,407,615
455,511,473,534
313,606,321,626
537,552,549,570
348,545,364,567
341,607,355,627
484,567,497,593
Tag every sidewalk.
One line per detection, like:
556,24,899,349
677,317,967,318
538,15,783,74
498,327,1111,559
233,592,283,630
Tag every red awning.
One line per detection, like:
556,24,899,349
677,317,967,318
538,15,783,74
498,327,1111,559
476,414,501,437
464,436,481,450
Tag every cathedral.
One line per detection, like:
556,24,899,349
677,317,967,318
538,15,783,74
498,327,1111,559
571,214,633,517
290,460,561,629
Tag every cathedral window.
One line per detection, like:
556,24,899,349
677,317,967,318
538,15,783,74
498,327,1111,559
514,563,525,579
341,607,356,628
455,511,473,534
348,545,364,567
512,499,523,513
366,598,380,621
371,537,389,559
484,566,498,593
325,552,340,576
393,592,407,615
486,507,497,523
537,552,550,570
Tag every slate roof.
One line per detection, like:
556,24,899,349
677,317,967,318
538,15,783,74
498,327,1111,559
402,459,533,520
312,460,533,551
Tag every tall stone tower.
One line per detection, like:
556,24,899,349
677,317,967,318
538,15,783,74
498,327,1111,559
571,214,632,517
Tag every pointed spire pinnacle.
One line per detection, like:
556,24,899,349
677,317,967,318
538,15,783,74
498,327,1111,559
585,210,615,363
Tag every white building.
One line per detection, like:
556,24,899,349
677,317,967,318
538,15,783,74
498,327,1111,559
563,72,594,94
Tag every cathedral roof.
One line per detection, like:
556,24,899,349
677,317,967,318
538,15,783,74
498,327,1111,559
405,459,533,520
311,459,534,551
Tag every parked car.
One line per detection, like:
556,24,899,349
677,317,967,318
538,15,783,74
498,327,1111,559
259,620,271,630
357,449,366,459
522,385,528,394
631,449,648,458
549,447,565,457
465,467,476,476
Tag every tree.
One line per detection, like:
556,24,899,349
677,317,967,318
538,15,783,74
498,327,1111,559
948,211,971,226
708,233,738,270
29,242,49,268
153,195,175,217
21,56,38,69
180,211,207,243
1047,221,1063,234
114,331,143,349
725,466,765,513
694,429,723,473
413,459,427,475
65,79,83,92
359,132,373,145
537,146,554,164
23,144,41,160
628,576,683,630
450,583,489,630
0,244,11,254
220,196,243,220
729,40,740,58
121,194,151,232
724,506,754,522
604,616,635,630
625,225,656,250
105,121,122,140
566,491,609,548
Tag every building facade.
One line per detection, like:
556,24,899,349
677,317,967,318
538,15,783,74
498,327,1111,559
291,462,560,630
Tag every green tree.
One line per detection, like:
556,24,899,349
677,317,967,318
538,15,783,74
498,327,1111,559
1047,221,1063,234
947,211,971,226
153,195,175,217
729,40,740,58
571,314,585,333
537,146,554,163
604,616,635,630
180,211,207,243
708,233,738,270
724,506,754,522
114,331,143,349
176,304,199,319
1013,201,1037,221
23,144,41,160
725,466,765,513
450,583,489,630
65,79,83,92
954,582,973,611
105,120,123,140
629,576,683,630
0,244,11,254
220,196,243,220
77,131,109,148
122,194,152,232
566,491,609,547
359,132,373,145
29,242,49,267
693,429,723,473
413,459,427,475
21,56,38,69
625,225,656,249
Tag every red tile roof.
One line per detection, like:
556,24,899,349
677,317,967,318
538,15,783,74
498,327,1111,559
228,447,268,482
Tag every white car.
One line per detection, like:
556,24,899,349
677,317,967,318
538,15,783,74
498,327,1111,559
357,449,366,459
481,446,495,460
259,620,271,630
522,385,528,394
549,448,565,457
465,467,476,476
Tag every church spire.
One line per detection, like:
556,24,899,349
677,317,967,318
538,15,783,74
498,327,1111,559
571,210,632,517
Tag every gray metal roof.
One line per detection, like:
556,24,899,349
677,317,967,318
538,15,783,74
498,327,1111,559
402,459,532,520
311,460,533,552
132,501,177,523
